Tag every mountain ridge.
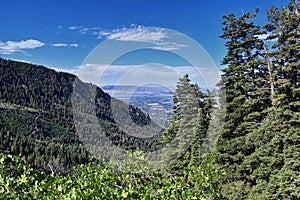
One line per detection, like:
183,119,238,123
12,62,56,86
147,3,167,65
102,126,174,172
0,57,163,172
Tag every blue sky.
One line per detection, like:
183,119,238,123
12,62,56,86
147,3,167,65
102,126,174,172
0,0,289,88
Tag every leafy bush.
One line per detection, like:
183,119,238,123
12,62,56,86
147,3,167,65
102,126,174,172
0,153,224,199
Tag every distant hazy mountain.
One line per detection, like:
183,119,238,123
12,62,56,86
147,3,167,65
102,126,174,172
102,85,174,128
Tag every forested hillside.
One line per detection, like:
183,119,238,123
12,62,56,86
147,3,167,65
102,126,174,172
0,59,224,199
0,58,162,173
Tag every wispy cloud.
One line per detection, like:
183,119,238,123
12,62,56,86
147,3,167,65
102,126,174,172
69,26,101,35
70,43,79,47
52,43,68,47
72,64,217,90
51,63,220,91
150,41,188,51
96,25,187,51
0,39,79,55
0,39,45,55
51,67,79,75
68,24,187,50
68,24,188,51
103,25,167,43
52,43,79,47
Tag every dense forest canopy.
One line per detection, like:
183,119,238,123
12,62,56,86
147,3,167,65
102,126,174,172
0,57,162,172
215,0,300,198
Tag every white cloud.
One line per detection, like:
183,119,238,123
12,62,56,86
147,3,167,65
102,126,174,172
70,25,167,44
73,64,218,90
52,43,79,47
0,39,45,54
68,24,187,50
95,25,188,51
53,43,68,47
256,34,269,40
255,33,277,42
150,46,178,51
69,26,101,35
105,26,167,43
51,67,79,75
76,64,108,84
14,59,31,64
70,43,79,47
150,41,187,51
51,63,220,91
69,26,80,30
96,31,111,39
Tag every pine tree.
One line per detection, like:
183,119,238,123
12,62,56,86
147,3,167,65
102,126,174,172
216,1,300,198
163,74,211,169
248,1,300,198
265,0,300,123
214,9,274,198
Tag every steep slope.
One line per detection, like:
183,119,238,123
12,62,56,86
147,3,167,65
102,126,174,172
0,58,162,172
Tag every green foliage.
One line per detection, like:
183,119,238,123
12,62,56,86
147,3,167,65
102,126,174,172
215,0,300,199
0,58,163,171
0,153,224,199
162,74,213,170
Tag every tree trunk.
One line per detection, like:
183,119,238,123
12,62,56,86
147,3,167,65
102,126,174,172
263,43,276,108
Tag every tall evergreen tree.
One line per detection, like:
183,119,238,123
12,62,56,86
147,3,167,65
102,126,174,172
163,74,211,169
265,0,300,123
248,1,300,198
214,9,274,198
246,1,300,198
216,1,300,198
